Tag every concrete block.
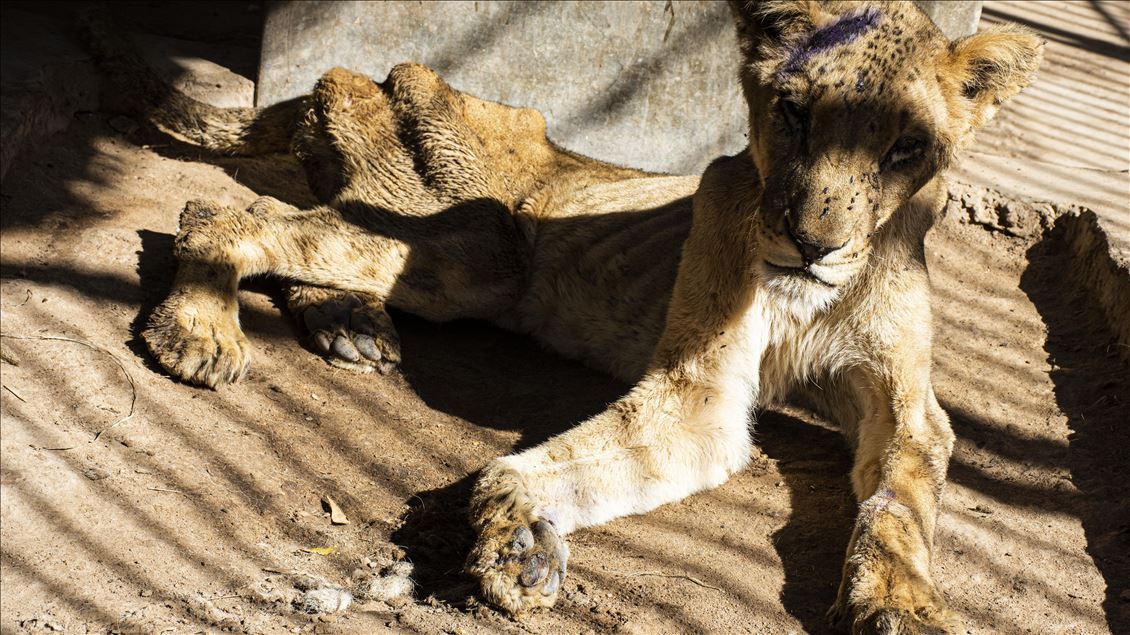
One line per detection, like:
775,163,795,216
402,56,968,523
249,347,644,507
0,9,99,181
258,1,746,175
916,0,982,40
132,33,256,109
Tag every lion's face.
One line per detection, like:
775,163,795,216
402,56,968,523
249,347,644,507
730,0,1043,292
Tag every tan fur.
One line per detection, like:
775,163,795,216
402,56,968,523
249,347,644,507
122,2,1041,632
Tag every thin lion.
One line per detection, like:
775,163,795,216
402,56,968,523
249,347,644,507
89,1,1042,632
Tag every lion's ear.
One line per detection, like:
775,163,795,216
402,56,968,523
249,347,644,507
943,24,1044,126
729,0,822,58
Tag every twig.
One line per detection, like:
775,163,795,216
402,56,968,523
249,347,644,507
0,333,137,440
612,570,723,592
662,0,676,43
3,384,27,402
147,486,188,496
261,567,295,575
15,289,33,306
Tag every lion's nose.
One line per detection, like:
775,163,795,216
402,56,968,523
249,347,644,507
785,218,847,263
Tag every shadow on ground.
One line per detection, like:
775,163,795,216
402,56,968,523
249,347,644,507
1021,216,1130,633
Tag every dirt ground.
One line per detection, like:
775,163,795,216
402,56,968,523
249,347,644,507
2,4,1128,635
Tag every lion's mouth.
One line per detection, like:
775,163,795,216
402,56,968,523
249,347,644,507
763,261,837,287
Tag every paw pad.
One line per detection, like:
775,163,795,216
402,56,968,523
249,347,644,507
301,293,401,373
467,518,568,614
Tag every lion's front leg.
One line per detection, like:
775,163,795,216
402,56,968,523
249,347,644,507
142,201,256,388
831,375,960,634
466,370,755,614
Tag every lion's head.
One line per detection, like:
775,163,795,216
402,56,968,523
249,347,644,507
729,0,1042,294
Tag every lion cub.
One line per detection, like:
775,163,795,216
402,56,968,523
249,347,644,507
96,1,1041,631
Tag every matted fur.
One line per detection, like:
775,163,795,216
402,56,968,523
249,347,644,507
102,2,1042,632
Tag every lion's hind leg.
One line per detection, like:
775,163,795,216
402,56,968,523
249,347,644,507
145,64,556,387
286,285,401,374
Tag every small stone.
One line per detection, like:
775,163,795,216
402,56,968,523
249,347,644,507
358,571,413,604
139,589,153,597
84,467,110,481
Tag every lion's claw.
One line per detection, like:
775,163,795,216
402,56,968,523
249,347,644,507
830,594,962,634
300,292,400,373
467,518,568,614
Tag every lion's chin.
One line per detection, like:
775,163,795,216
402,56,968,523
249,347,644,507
758,260,851,317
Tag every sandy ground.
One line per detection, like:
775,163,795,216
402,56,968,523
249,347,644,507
2,2,1128,635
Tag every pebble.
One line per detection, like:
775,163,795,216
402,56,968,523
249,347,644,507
83,467,110,481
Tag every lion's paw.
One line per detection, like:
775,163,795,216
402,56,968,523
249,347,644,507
300,292,401,374
142,290,250,388
466,518,568,615
829,597,963,635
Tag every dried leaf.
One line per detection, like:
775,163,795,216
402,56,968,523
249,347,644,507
323,495,350,525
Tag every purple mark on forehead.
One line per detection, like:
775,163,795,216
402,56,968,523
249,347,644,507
781,8,882,75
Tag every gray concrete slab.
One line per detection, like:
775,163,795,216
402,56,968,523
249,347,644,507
0,9,99,181
0,5,259,182
132,33,255,109
258,1,746,175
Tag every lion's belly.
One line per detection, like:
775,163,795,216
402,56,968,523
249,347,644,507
504,176,698,382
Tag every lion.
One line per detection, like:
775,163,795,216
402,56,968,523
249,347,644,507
88,1,1042,631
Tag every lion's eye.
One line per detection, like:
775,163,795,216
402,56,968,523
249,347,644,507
778,98,808,132
883,136,926,169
